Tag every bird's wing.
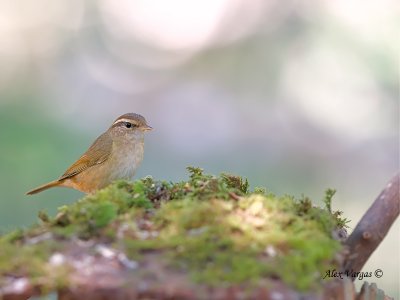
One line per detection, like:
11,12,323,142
59,132,113,180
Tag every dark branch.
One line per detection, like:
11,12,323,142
342,173,400,275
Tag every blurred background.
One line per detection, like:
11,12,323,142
0,0,398,297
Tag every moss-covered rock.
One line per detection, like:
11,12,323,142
0,167,348,294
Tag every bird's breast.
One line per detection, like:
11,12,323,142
108,138,144,180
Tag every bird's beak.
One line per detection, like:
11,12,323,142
143,125,153,131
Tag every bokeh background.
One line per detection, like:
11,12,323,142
0,0,398,297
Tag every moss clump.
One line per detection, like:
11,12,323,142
0,167,348,292
0,233,64,290
148,193,342,289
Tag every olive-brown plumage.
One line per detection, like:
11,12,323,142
26,113,152,195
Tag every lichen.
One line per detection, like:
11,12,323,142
0,167,349,292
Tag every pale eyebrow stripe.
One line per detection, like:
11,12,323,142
112,118,135,125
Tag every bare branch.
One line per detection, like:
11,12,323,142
342,173,400,274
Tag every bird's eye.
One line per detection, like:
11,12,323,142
125,122,132,128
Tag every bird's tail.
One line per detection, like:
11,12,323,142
26,180,60,195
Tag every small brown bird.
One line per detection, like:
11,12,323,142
27,113,152,195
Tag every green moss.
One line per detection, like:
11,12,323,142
221,173,249,193
0,236,62,287
147,193,341,289
0,228,24,243
0,167,348,292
